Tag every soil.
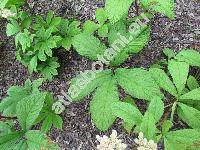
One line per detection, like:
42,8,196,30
0,0,199,150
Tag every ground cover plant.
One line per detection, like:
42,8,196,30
0,79,62,149
0,0,199,149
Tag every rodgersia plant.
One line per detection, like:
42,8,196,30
68,0,175,131
0,79,62,149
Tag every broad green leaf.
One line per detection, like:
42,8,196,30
83,20,99,34
168,60,189,95
73,33,106,60
111,102,143,126
52,115,63,129
6,21,20,36
0,86,30,116
62,37,72,50
177,103,200,129
140,112,157,140
16,93,46,131
116,68,163,101
187,75,199,91
175,49,200,67
32,78,43,93
149,68,178,97
105,0,133,24
180,88,200,101
140,0,175,19
146,97,164,123
95,8,107,25
68,70,112,101
25,130,48,150
0,132,23,150
164,129,200,150
90,78,119,131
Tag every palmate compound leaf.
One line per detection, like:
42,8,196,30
111,102,143,127
164,129,200,150
168,59,189,96
177,103,200,129
115,68,163,101
16,93,46,131
90,77,119,131
175,49,200,67
72,33,106,60
149,68,178,97
140,0,175,19
68,70,112,101
0,85,30,117
105,0,134,24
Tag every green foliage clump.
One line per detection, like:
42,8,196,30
0,79,62,149
6,11,81,80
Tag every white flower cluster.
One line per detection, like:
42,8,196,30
96,130,127,150
134,132,157,150
0,9,16,19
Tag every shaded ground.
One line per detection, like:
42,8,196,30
0,0,199,149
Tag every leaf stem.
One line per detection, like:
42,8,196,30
170,102,177,122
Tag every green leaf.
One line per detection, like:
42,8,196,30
163,48,175,59
164,129,200,150
6,21,20,36
98,24,108,37
52,115,63,129
41,116,53,133
83,20,99,34
95,8,108,25
187,75,199,91
105,0,133,23
180,88,200,101
177,103,200,129
140,0,175,19
149,68,178,97
146,97,164,123
0,132,23,150
175,49,200,67
162,120,173,136
140,112,157,140
25,130,48,150
68,70,112,101
15,30,32,51
62,37,72,50
90,78,119,131
28,55,38,74
73,33,106,60
109,26,150,66
111,102,143,126
0,121,12,136
168,60,189,95
0,86,30,116
16,93,46,131
116,68,163,101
